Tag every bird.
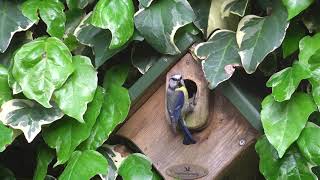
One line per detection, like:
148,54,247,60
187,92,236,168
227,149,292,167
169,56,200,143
166,74,196,145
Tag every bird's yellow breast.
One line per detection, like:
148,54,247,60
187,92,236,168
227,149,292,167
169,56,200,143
176,86,188,103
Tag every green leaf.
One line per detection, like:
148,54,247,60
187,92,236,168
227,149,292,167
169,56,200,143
33,145,55,180
0,65,12,106
261,93,316,158
282,0,314,20
21,0,66,38
305,49,320,110
91,0,134,49
135,0,195,55
282,22,306,58
0,123,14,152
54,56,97,122
118,153,153,180
256,136,317,180
0,99,64,143
74,13,127,67
67,0,90,9
236,0,289,74
188,0,211,36
43,87,105,165
310,79,320,111
299,33,320,66
79,66,130,150
195,30,241,89
0,165,15,180
7,64,22,95
59,150,108,180
0,0,33,53
12,37,73,108
266,62,311,102
221,0,249,18
297,122,320,165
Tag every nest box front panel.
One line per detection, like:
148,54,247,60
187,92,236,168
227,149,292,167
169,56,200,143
117,53,259,179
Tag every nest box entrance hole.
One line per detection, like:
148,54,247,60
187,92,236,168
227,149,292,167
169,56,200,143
184,79,197,99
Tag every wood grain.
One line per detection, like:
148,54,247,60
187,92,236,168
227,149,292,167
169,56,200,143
117,83,259,179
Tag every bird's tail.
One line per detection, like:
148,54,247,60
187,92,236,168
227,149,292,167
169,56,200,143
178,118,196,145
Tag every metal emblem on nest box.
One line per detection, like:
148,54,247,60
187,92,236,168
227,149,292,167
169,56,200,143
166,164,208,179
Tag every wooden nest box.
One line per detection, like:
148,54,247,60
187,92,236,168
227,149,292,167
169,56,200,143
117,53,260,179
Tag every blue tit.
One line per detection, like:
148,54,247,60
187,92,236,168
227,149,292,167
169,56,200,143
167,74,196,145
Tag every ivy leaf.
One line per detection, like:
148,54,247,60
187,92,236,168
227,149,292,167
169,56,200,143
0,123,14,153
266,62,311,102
74,13,127,67
67,0,90,9
0,65,12,106
195,30,241,89
299,33,320,66
65,9,85,36
0,0,33,53
297,122,320,165
63,9,84,51
138,0,153,7
21,0,66,38
131,42,160,74
310,79,320,111
282,22,306,58
7,64,22,95
12,37,73,108
118,153,153,180
261,93,316,158
54,56,97,122
207,0,239,38
188,0,211,37
0,99,64,143
43,87,105,166
79,66,130,150
256,136,317,180
135,0,195,55
33,145,55,180
98,145,125,180
236,0,289,74
91,0,134,49
282,0,314,20
59,150,108,180
221,0,249,18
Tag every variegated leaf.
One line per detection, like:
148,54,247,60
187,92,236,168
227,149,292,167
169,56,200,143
74,13,128,67
221,0,249,18
195,30,241,89
0,99,64,143
0,0,33,53
135,0,195,54
236,0,289,74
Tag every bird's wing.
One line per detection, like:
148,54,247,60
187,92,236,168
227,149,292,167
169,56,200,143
167,90,185,130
